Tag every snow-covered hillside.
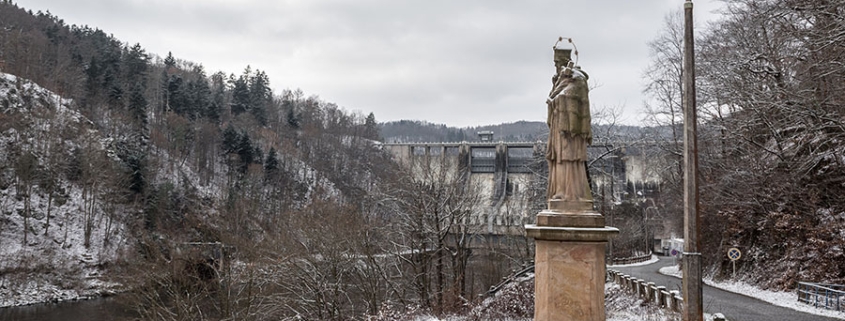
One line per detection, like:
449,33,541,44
0,71,354,308
1,72,127,307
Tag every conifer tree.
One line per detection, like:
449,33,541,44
208,72,227,122
123,43,148,85
159,69,170,113
190,67,212,119
108,84,123,106
167,75,192,118
364,112,379,140
253,145,264,166
222,124,240,155
264,147,280,183
85,56,101,97
164,51,176,70
128,83,148,127
236,132,255,173
248,70,270,125
230,74,250,116
286,101,300,130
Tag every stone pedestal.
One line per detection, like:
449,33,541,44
526,201,618,321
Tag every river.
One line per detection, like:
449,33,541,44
0,297,134,321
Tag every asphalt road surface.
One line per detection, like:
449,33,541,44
611,256,844,321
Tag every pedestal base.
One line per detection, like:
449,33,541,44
526,224,618,321
537,211,605,228
538,201,604,228
548,199,594,213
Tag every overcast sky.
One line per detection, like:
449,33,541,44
17,0,725,127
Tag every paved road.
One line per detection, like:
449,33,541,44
611,256,843,321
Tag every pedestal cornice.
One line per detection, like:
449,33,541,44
525,224,619,242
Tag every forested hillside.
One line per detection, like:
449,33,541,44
380,119,647,144
380,120,546,143
0,2,517,318
642,0,845,289
4,0,845,318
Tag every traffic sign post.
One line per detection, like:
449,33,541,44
727,248,741,278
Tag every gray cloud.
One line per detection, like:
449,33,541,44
17,0,725,127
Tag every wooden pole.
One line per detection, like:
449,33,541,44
681,1,703,320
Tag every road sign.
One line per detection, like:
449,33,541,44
727,248,741,261
728,247,741,279
671,249,678,256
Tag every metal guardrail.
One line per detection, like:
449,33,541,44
798,281,845,312
485,265,535,297
607,269,684,313
611,252,652,265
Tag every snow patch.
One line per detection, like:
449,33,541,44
658,265,845,319
1,72,129,307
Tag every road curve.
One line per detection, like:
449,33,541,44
610,256,843,321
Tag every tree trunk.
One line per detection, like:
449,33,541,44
84,184,97,248
44,191,52,235
23,185,30,245
436,245,444,314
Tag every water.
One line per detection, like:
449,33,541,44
0,297,134,321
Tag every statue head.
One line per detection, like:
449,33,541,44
553,48,572,71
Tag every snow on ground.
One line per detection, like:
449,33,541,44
0,178,131,307
0,183,129,307
372,276,690,321
660,265,683,278
658,265,845,320
1,72,129,307
606,282,680,321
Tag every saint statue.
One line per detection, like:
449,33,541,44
546,45,592,207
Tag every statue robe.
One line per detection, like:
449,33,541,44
546,68,592,201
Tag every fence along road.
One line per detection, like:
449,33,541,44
612,256,843,321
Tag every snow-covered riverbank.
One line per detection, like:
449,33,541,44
0,274,121,308
0,185,128,308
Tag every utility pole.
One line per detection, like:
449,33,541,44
681,1,703,321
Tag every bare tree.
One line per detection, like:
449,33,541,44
640,9,695,247
643,10,685,149
378,150,483,314
641,0,845,287
14,151,37,245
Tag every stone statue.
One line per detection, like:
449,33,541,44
546,46,592,207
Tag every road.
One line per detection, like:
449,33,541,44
611,256,843,321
